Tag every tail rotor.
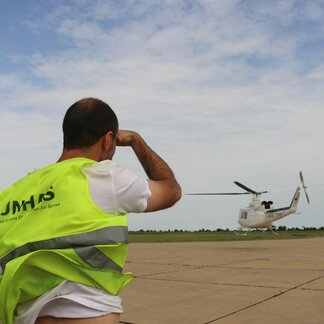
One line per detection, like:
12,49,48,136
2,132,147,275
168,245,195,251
299,171,310,204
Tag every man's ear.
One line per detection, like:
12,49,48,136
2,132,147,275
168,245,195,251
102,131,114,149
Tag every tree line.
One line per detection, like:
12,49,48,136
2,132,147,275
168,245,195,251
130,226,324,233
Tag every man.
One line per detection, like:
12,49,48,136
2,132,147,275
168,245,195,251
0,98,181,324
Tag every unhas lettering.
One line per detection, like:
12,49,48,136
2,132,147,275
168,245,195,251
0,186,55,216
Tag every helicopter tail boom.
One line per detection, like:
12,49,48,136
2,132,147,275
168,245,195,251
289,187,301,211
265,187,301,214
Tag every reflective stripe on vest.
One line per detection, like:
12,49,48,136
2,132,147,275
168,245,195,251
0,225,127,272
74,246,123,272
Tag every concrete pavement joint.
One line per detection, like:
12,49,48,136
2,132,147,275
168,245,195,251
134,266,204,278
129,259,324,272
204,275,324,323
300,287,324,291
135,276,290,290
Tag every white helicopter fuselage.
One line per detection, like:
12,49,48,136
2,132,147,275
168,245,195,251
238,187,301,229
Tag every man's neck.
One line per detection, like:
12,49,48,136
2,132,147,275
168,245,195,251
57,148,99,162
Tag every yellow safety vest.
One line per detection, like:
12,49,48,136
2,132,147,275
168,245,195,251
0,158,132,324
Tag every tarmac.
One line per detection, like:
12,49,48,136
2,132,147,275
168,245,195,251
120,237,324,324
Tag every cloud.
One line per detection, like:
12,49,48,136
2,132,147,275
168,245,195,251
0,0,323,229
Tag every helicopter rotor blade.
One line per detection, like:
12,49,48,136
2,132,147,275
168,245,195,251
234,181,257,194
186,192,250,196
234,181,268,195
299,171,310,204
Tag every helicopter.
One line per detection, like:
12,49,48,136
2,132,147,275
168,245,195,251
187,171,310,230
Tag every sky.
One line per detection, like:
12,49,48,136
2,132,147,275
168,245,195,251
0,0,323,231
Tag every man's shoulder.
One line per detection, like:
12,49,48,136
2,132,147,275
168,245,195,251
83,159,128,176
84,159,113,171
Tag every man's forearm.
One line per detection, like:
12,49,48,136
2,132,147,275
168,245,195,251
116,130,182,210
131,135,175,181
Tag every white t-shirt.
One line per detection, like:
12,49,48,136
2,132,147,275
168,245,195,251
15,160,151,323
